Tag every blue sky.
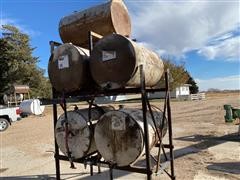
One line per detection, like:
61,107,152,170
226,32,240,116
1,0,239,91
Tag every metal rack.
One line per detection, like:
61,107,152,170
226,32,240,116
49,32,176,180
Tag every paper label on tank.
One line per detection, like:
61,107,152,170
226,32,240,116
58,55,69,69
102,51,116,61
111,116,125,131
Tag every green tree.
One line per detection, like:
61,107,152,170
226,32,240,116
0,38,14,92
0,25,51,98
157,57,189,90
186,72,199,94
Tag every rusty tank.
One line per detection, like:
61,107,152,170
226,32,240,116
59,0,131,47
94,106,168,166
10,85,30,94
55,106,114,159
90,34,164,89
48,43,89,93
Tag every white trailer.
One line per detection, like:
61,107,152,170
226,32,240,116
0,106,21,132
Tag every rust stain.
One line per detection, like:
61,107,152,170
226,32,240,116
0,168,8,173
59,0,131,48
95,107,167,166
90,34,164,89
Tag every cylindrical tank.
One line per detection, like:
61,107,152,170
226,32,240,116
3,94,11,104
223,104,233,122
11,85,30,94
48,43,90,92
94,106,168,166
19,99,45,115
55,106,114,159
3,94,24,104
59,0,131,47
90,34,164,89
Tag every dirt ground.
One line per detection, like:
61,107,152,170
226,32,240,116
0,92,240,180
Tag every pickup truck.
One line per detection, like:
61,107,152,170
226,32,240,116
0,106,21,132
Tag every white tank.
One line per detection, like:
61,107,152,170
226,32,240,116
94,107,168,166
3,94,10,104
55,106,114,159
20,99,45,115
3,94,24,104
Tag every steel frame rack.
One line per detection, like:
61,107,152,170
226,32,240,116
49,32,176,180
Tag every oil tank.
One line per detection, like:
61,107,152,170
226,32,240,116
55,106,114,159
48,43,89,92
11,85,30,94
90,34,164,89
3,94,24,105
19,99,45,115
59,0,131,47
94,106,168,166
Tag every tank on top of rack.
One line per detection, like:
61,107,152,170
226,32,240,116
59,0,131,48
48,43,90,93
90,34,164,90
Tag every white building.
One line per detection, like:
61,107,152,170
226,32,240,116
175,84,191,97
148,84,191,99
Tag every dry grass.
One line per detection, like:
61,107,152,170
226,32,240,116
1,93,240,180
206,91,240,99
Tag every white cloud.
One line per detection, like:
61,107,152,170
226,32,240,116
0,17,41,37
0,18,15,29
210,32,234,43
127,1,239,59
198,36,240,61
196,75,240,91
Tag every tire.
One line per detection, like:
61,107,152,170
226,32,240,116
0,118,9,132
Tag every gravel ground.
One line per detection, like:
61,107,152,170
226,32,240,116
0,92,239,180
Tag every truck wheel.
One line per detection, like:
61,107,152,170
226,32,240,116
0,118,9,132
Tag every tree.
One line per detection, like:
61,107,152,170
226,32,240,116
157,57,189,90
0,25,51,98
186,72,199,94
0,38,14,92
187,72,199,94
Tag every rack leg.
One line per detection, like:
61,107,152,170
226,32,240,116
55,143,60,180
165,70,176,180
98,163,101,174
140,65,152,180
90,164,93,176
167,97,175,180
109,165,113,180
53,103,61,180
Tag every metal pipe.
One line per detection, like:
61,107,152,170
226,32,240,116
165,70,176,180
140,65,152,180
52,88,61,180
155,81,168,173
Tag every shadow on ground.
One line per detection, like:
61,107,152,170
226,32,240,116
0,173,83,180
0,170,133,180
2,133,238,180
173,133,240,159
207,162,240,174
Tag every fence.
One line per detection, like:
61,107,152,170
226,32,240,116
190,93,206,100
